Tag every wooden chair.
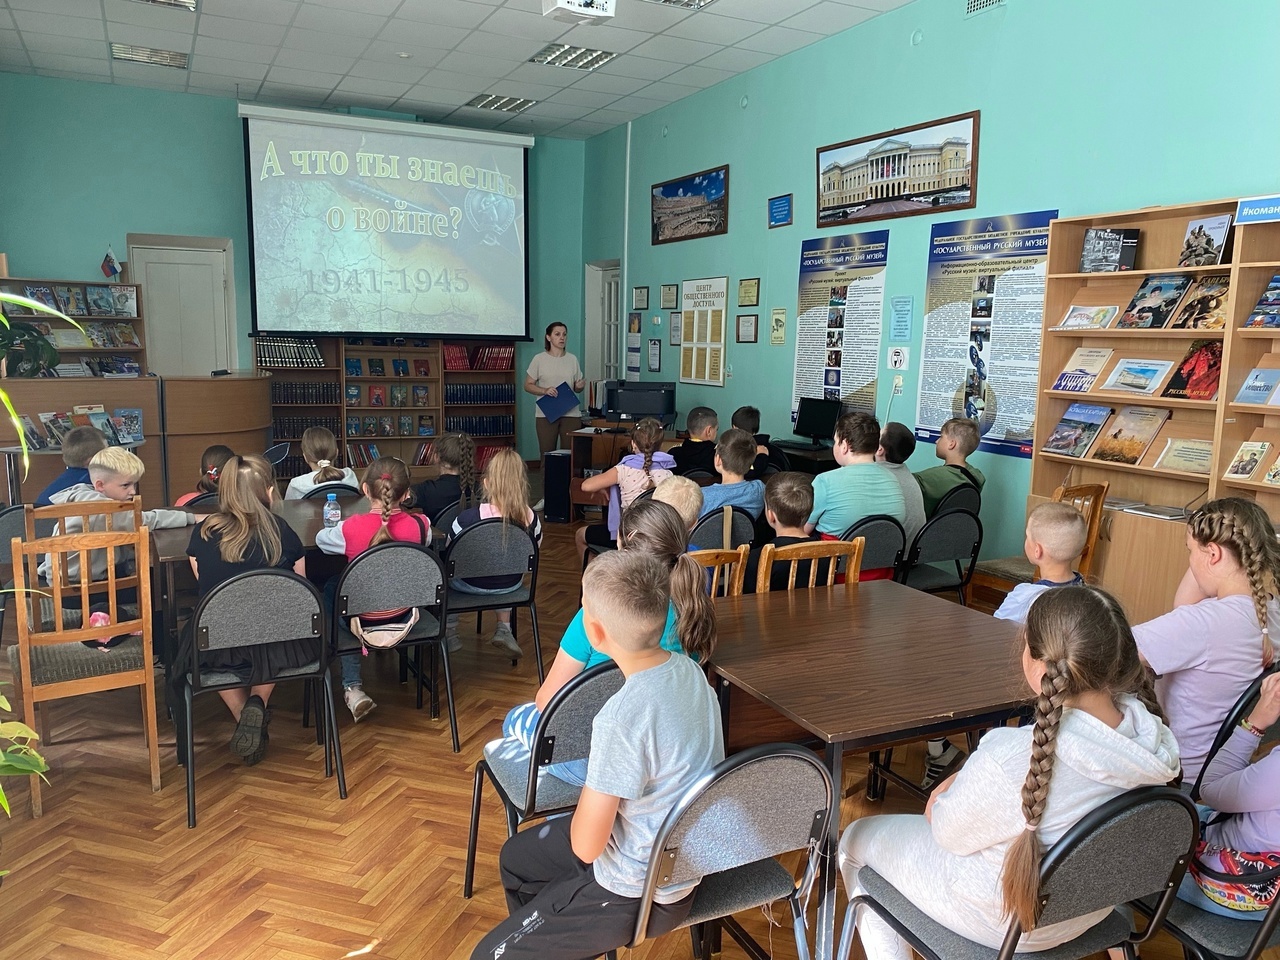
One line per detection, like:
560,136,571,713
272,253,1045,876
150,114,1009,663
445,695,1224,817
755,538,864,593
965,481,1109,607
7,524,159,816
689,544,750,597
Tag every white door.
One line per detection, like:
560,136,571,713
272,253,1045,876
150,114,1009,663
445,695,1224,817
128,243,236,376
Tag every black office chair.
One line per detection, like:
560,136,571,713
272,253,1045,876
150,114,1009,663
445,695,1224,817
689,506,755,551
302,482,362,500
898,509,983,604
841,514,907,578
933,482,981,518
181,491,220,509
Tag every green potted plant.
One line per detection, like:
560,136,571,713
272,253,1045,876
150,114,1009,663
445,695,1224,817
0,291,75,473
0,683,48,879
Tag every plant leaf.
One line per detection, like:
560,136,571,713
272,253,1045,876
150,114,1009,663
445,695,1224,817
0,752,48,774
0,292,82,328
0,783,9,817
0,721,39,740
0,694,9,711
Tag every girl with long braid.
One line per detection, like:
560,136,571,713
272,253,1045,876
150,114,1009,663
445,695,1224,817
574,417,675,563
839,587,1179,960
1133,497,1279,781
316,457,429,722
412,432,479,520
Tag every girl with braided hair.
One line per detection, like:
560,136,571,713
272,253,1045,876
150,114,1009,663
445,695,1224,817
315,457,429,722
1134,496,1279,780
574,417,675,563
839,586,1179,959
412,432,479,520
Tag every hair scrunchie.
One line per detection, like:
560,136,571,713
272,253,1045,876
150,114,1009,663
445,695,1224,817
317,459,332,468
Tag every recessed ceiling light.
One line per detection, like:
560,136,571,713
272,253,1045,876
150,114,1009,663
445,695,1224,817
110,43,190,68
396,51,412,58
530,43,618,71
636,0,719,8
126,0,197,10
465,94,537,113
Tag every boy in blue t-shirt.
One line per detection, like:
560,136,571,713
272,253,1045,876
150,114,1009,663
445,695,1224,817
698,428,765,519
806,412,906,538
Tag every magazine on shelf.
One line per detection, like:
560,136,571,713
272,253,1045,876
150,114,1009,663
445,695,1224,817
1100,358,1174,395
368,358,386,377
1153,438,1213,475
1243,274,1280,328
110,286,138,317
85,285,116,317
1168,275,1230,330
1079,227,1140,272
1233,368,1280,404
1042,402,1112,458
23,285,58,311
1177,214,1232,267
1088,405,1170,465
1055,305,1118,330
17,415,47,450
1116,275,1192,328
53,285,88,316
1224,441,1270,480
112,408,143,442
87,411,120,445
345,357,363,377
1051,348,1113,392
1160,340,1222,401
38,411,73,447
1263,461,1280,486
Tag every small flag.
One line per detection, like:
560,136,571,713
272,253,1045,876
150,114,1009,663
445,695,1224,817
101,246,121,278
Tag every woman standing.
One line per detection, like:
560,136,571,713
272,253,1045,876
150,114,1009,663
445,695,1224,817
525,321,586,459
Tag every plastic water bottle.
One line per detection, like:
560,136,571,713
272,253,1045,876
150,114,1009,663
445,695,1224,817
323,493,341,528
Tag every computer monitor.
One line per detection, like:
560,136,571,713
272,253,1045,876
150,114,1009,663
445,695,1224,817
601,380,677,424
792,396,842,444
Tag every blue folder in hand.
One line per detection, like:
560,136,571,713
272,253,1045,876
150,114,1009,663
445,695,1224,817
535,382,579,423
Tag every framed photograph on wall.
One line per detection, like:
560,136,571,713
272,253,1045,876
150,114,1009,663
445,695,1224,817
738,278,759,307
816,111,979,228
736,314,758,344
660,284,678,309
651,165,729,245
632,286,649,310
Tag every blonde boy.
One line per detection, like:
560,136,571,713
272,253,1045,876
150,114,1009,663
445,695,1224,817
35,425,109,506
993,501,1088,623
915,417,986,516
653,475,702,530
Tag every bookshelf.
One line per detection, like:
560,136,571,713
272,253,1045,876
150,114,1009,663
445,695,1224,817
1031,198,1280,623
0,277,148,377
340,338,442,477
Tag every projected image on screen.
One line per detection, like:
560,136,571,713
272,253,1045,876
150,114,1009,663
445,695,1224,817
244,114,527,338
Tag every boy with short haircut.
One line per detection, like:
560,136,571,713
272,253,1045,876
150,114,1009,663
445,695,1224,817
670,406,719,476
35,425,108,506
875,422,927,543
744,472,827,593
806,413,906,549
470,550,723,960
653,475,703,531
698,428,765,519
731,405,788,479
915,417,986,516
994,501,1088,623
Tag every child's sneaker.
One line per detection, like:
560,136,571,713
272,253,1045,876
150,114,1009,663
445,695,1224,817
244,710,271,766
920,738,963,791
230,695,267,759
344,685,376,722
444,625,462,653
490,622,522,659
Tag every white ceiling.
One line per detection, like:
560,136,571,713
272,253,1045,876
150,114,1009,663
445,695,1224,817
0,0,913,139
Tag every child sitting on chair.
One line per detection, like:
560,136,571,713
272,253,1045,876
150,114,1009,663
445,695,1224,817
697,428,765,519
284,426,357,500
412,432,478,521
915,417,986,517
35,425,108,507
575,417,675,561
743,472,823,594
175,444,234,507
669,406,719,477
994,502,1087,623
653,475,702,531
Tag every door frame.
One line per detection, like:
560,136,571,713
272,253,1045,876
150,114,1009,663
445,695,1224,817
584,259,620,383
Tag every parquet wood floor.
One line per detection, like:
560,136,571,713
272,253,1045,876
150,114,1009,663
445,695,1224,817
0,522,1266,960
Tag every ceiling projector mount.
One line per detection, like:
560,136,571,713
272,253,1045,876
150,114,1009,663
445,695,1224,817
542,0,616,23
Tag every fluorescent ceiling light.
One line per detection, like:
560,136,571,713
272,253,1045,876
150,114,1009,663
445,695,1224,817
110,43,190,68
636,0,719,8
465,94,537,113
530,43,618,71
126,0,197,10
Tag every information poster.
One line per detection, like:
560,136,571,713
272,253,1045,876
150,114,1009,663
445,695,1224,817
915,210,1057,458
680,276,728,386
626,311,642,382
793,231,888,417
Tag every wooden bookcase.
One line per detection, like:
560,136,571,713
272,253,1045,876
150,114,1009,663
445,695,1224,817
0,277,148,376
1031,198,1280,623
340,338,442,478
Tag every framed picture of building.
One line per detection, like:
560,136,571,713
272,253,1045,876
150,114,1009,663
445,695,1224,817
651,165,729,245
816,111,978,228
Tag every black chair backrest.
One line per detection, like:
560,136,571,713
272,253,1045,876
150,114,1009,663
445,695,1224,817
525,663,624,810
303,482,362,500
630,743,834,947
263,441,290,466
934,482,981,517
334,541,446,620
1191,664,1280,801
688,506,755,551
684,469,716,483
431,499,462,537
182,491,220,510
0,503,26,566
906,508,982,574
841,514,906,572
633,487,656,503
444,517,538,585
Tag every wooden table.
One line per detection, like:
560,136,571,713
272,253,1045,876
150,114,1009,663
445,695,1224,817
708,581,1025,960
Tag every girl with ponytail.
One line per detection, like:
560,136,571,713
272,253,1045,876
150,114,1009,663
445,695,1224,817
839,586,1179,959
315,457,429,722
485,498,716,787
285,426,358,499
1133,496,1279,780
575,417,675,563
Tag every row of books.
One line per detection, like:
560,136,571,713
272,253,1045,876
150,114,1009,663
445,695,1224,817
444,383,516,405
1101,498,1195,522
1043,403,1173,466
346,384,431,407
1052,341,1221,400
442,415,514,437
345,414,436,438
1078,214,1230,273
278,455,326,479
18,406,145,449
33,321,142,349
272,416,341,440
344,357,431,377
3,283,139,319
255,336,325,368
408,440,505,468
272,381,342,405
442,344,515,371
346,443,383,468
1055,274,1230,331
53,355,142,378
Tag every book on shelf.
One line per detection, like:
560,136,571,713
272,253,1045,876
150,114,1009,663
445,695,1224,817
1055,305,1118,330
368,358,386,377
38,411,73,447
362,415,378,436
378,416,395,437
345,443,382,468
392,359,409,377
1088,405,1171,465
1177,214,1232,267
443,345,471,370
112,408,143,442
475,444,504,473
473,344,514,370
413,358,431,377
1051,347,1113,392
48,327,90,349
1224,441,1270,480
17,415,47,450
1263,461,1280,486
412,440,436,465
345,384,362,406
398,414,413,435
255,335,324,368
1042,402,1112,458
1160,340,1222,401
53,285,88,317
87,411,120,445
345,357,363,377
54,361,92,378
345,416,361,437
1123,504,1191,521
368,385,386,407
389,385,408,407
1100,358,1174,395
1116,275,1192,328
1233,368,1280,404
1243,274,1280,328
1152,437,1213,475
1079,227,1139,272
418,414,436,436
1168,275,1230,330
412,385,430,406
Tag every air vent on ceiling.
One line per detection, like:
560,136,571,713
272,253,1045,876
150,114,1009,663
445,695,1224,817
127,0,197,10
637,0,719,9
965,0,1005,16
530,43,618,71
465,94,537,113
110,43,190,68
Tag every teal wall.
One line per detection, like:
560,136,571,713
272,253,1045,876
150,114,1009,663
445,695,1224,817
0,71,584,460
594,0,1280,558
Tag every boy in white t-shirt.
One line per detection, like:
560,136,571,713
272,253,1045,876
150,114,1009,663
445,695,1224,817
994,501,1087,623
